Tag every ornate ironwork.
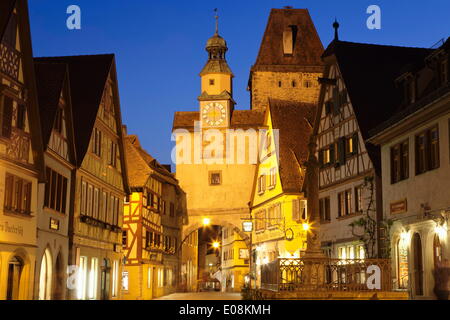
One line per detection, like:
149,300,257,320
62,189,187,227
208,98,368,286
0,43,20,81
261,257,392,292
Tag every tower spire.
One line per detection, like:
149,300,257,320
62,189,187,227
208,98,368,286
214,8,219,35
333,18,340,41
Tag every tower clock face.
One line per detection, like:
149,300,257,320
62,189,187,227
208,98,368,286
202,102,226,126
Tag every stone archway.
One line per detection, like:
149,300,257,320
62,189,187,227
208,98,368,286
182,215,250,248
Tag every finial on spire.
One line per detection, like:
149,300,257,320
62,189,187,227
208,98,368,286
333,18,340,41
214,8,219,35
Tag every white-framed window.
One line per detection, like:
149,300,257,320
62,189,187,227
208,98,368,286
258,175,266,194
269,167,277,188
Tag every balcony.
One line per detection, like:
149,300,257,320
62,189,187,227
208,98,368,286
261,257,393,292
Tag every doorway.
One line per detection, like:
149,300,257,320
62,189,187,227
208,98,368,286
6,256,24,300
53,252,65,300
100,259,111,300
413,233,423,296
38,249,52,300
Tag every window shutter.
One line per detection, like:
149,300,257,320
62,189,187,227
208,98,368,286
329,144,335,164
292,199,299,221
352,132,359,154
2,96,13,138
319,150,324,166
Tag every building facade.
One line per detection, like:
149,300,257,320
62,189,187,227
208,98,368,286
250,100,312,287
369,39,450,299
313,34,434,260
221,226,249,292
0,0,45,300
35,54,130,300
34,62,77,300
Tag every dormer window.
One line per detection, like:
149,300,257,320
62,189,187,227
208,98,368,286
405,78,416,105
283,25,298,56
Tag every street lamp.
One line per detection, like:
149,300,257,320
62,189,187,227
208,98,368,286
203,217,211,226
212,241,220,249
302,222,311,231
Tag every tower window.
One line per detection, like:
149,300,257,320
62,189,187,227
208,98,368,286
304,80,312,88
292,80,296,88
278,81,282,88
209,79,215,86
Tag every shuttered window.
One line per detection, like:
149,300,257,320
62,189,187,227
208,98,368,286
1,96,13,138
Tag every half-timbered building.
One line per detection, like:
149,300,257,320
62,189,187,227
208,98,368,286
34,61,77,300
122,134,186,299
35,54,130,300
313,29,434,260
0,0,45,300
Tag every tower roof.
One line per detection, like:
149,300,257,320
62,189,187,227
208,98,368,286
200,11,233,76
252,8,324,70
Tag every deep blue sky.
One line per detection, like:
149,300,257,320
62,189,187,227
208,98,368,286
28,1,450,165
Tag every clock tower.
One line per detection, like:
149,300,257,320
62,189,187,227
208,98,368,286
198,12,235,128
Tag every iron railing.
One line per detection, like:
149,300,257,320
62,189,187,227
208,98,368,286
261,258,392,292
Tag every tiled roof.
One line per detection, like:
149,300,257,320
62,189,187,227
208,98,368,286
34,61,67,147
322,40,433,141
269,99,316,193
252,8,324,71
172,109,265,130
34,54,114,165
0,0,16,40
125,135,178,187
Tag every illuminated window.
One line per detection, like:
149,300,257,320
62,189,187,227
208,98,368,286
77,256,88,300
319,197,330,222
112,260,119,297
88,258,98,300
4,173,32,215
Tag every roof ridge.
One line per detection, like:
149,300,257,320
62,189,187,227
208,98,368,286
334,40,432,51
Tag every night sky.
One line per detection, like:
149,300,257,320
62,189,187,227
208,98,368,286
28,0,450,166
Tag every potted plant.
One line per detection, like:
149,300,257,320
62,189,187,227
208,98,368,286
434,259,450,300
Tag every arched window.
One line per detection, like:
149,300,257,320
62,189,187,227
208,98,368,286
38,249,52,300
6,256,24,300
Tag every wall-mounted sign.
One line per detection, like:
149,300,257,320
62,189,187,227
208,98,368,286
239,249,249,259
50,218,60,231
390,199,407,215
